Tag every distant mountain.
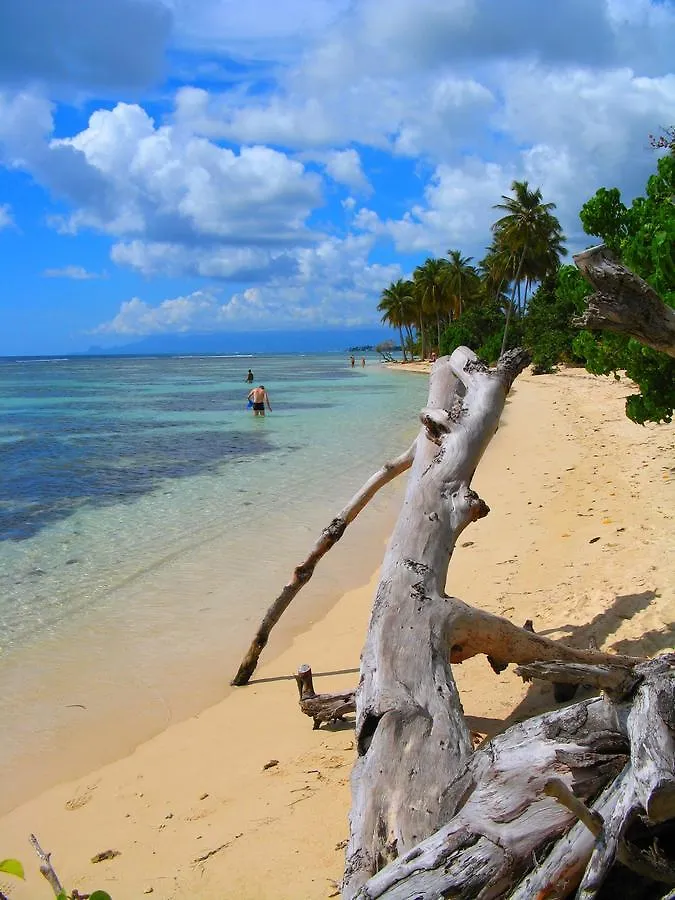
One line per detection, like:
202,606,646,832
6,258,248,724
88,327,399,356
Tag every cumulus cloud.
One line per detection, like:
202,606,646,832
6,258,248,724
43,265,105,279
0,0,171,92
355,159,516,256
0,93,324,281
0,203,15,230
96,235,402,334
324,149,372,193
2,0,674,341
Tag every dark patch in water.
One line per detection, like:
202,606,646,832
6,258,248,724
1,427,272,542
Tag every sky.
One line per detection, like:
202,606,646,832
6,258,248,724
0,0,673,355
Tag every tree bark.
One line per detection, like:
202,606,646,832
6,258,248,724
573,244,675,357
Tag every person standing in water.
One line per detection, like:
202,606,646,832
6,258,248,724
245,368,254,383
248,384,272,416
350,355,355,368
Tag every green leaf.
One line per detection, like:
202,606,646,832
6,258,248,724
57,894,68,900
89,892,113,900
0,858,25,879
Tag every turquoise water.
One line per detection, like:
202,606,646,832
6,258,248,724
0,353,426,811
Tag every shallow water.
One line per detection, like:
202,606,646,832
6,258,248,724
0,353,426,811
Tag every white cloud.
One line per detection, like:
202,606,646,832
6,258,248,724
355,160,515,256
0,93,325,281
43,265,105,279
2,0,674,343
96,235,402,334
324,149,371,193
0,203,15,230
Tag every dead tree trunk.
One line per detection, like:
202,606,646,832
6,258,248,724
343,347,645,898
350,656,675,899
573,244,675,357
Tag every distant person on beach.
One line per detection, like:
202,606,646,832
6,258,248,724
245,369,254,383
361,357,366,367
248,385,272,416
350,355,355,367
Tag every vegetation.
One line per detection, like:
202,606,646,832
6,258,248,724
1,846,112,900
375,142,674,424
575,150,675,423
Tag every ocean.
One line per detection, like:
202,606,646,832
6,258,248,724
0,353,426,811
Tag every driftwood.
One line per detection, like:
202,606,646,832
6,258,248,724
573,244,675,357
295,664,355,729
341,347,654,899
29,834,65,897
349,654,674,899
231,443,416,685
232,335,671,897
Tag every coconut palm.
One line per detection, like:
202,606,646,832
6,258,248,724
492,180,567,353
446,249,479,319
413,257,451,353
377,279,416,361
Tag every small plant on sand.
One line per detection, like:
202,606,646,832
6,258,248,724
1,837,112,900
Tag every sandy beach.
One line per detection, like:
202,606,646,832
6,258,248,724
1,368,673,900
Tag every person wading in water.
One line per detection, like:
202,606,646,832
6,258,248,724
247,385,272,416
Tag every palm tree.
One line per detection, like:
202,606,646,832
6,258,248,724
378,279,416,361
492,180,566,353
413,257,450,353
446,249,479,319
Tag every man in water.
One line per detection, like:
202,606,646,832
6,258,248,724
245,369,254,383
248,384,272,416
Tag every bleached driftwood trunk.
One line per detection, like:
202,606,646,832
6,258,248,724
573,244,675,357
342,348,653,898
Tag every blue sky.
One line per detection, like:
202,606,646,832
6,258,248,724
1,0,674,355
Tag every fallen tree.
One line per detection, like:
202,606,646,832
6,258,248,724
338,347,675,899
234,332,672,896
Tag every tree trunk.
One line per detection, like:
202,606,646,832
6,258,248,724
500,246,526,356
397,325,407,362
342,347,648,898
573,244,675,357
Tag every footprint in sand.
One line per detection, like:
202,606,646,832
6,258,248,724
65,783,98,810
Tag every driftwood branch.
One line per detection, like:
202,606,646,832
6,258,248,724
351,696,629,898
231,441,416,685
30,834,65,897
295,664,355,729
627,655,675,823
516,660,641,701
544,777,604,836
573,244,675,357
